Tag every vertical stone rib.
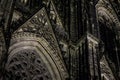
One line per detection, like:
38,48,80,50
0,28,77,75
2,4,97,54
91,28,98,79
70,0,78,42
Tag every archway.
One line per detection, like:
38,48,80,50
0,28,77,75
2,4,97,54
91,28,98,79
4,32,68,80
96,0,120,79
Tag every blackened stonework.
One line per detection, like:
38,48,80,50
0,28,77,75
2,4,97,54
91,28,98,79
0,0,120,80
5,50,52,80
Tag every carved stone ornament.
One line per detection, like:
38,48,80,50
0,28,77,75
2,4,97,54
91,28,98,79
96,0,120,30
5,7,68,80
100,56,115,80
5,49,52,80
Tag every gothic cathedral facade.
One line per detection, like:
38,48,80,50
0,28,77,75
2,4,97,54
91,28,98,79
0,0,120,80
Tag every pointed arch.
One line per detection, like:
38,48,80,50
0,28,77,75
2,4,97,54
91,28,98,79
96,0,120,30
5,7,68,80
5,34,63,80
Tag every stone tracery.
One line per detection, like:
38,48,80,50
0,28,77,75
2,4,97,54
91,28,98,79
0,0,119,79
4,7,68,80
5,49,52,80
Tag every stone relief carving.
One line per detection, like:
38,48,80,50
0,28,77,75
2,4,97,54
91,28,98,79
5,7,68,80
100,56,115,80
5,50,52,80
96,0,120,30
